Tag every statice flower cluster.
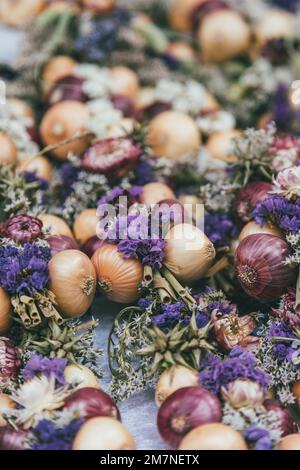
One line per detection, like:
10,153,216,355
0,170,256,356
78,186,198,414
31,418,83,451
22,355,68,387
0,242,51,296
253,194,300,234
272,289,300,329
204,212,238,248
200,347,270,395
152,301,185,332
267,321,300,365
98,185,142,209
59,163,80,202
245,425,273,450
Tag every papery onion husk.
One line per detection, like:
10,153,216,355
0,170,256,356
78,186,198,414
48,75,86,106
64,387,120,421
38,214,74,239
0,288,12,335
111,94,137,119
0,393,15,427
263,400,296,437
168,0,205,32
47,235,80,257
110,66,139,100
18,155,53,183
0,427,28,450
91,244,143,304
0,131,17,166
40,100,90,160
64,364,100,389
140,183,176,206
73,209,98,245
72,417,136,450
42,56,77,95
157,386,222,449
48,250,96,318
234,234,297,302
238,221,284,243
164,223,215,284
155,366,199,407
0,0,44,28
234,182,273,224
277,434,300,450
148,111,201,161
82,236,103,258
178,423,248,450
206,130,240,163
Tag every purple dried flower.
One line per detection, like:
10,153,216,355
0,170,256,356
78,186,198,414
153,301,184,332
5,215,43,243
204,212,238,248
31,418,83,450
133,159,155,185
253,194,300,234
245,425,272,450
22,354,68,386
60,163,80,201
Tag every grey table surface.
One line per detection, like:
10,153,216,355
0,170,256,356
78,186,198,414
0,24,165,450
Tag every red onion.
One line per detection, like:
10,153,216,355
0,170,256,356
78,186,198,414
234,234,297,302
234,182,273,224
48,75,86,106
0,338,21,386
157,386,222,449
142,101,172,121
0,428,28,450
111,94,137,119
81,138,142,181
192,0,228,30
64,387,121,421
264,400,296,437
82,235,103,258
47,235,80,257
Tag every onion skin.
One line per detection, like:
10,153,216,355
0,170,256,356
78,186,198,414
168,0,206,32
0,394,15,427
148,111,201,161
48,250,96,318
110,66,139,100
206,130,240,163
155,366,199,407
164,223,215,284
234,182,273,224
166,42,196,63
38,214,74,239
277,434,300,450
0,0,44,28
42,56,77,95
73,209,98,245
47,235,80,257
239,221,284,243
48,75,86,106
82,236,103,258
64,364,100,390
157,386,222,449
234,234,297,302
291,380,300,399
81,0,116,14
0,132,17,166
255,9,295,49
72,417,136,450
18,156,53,183
140,183,176,206
64,387,120,421
0,288,12,335
0,427,28,450
263,400,296,437
178,423,248,450
40,101,90,160
92,244,143,304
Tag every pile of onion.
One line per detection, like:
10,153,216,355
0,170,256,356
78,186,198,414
164,223,215,284
178,423,248,450
92,244,143,303
73,209,98,245
155,366,199,407
157,386,222,448
148,111,201,161
40,101,90,160
234,234,297,302
64,387,120,421
0,288,12,335
0,132,17,166
72,417,136,450
48,250,96,318
234,182,273,224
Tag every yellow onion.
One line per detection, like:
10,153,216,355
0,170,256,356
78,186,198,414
48,250,96,318
0,132,17,166
40,101,90,160
198,10,251,63
155,366,199,407
73,209,98,245
134,87,155,110
92,244,143,304
0,0,45,27
164,223,215,284
255,9,295,48
178,194,200,221
169,0,206,32
166,42,196,63
291,380,300,399
110,66,139,100
18,156,52,183
106,118,136,139
148,111,201,161
276,434,300,450
72,417,136,450
206,130,241,163
0,288,12,335
0,394,15,427
42,56,77,95
140,182,176,206
81,0,116,13
239,221,284,243
38,214,74,239
64,364,100,390
179,423,248,450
